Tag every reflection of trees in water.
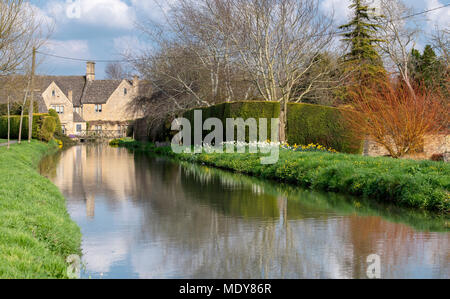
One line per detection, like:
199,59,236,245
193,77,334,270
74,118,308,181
132,158,449,278
345,216,450,278
42,147,450,278
128,158,353,278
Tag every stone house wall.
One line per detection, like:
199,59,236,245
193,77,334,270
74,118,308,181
81,80,137,125
42,82,75,134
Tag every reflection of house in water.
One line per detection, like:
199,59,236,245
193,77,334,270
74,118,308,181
54,145,139,218
86,194,95,219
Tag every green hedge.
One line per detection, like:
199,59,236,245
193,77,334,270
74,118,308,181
181,101,362,154
287,103,363,154
0,102,38,116
0,114,55,140
183,101,280,143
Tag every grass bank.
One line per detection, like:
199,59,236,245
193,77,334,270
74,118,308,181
0,141,81,279
116,140,449,213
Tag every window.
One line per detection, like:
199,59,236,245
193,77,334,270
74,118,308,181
76,124,82,133
52,105,64,114
95,104,102,113
52,90,55,96
73,107,81,114
95,125,102,131
61,125,66,135
124,88,127,96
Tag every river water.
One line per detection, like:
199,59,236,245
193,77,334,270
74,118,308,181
39,144,449,279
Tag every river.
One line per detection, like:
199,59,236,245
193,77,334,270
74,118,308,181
39,144,449,279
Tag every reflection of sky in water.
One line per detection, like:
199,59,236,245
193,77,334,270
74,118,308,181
44,145,450,279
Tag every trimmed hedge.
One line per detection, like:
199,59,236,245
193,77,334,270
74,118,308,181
183,101,281,142
180,101,361,154
0,114,56,140
287,103,364,154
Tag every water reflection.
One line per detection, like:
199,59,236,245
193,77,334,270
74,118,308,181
40,144,450,279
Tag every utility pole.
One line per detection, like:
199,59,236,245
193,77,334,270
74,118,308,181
28,47,36,143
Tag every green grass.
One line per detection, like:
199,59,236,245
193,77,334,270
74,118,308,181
117,140,450,213
0,141,81,279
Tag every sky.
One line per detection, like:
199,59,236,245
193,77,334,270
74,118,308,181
28,0,450,79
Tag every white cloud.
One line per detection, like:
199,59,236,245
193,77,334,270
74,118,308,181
113,35,150,56
43,39,90,63
320,0,351,24
425,0,450,31
45,0,136,30
320,0,385,24
130,0,178,24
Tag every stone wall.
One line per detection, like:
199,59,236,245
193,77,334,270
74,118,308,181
364,134,449,160
82,81,136,123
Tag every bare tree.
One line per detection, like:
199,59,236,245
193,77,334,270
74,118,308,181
0,0,52,144
105,62,129,80
0,0,49,74
215,0,334,141
432,27,449,66
377,0,420,95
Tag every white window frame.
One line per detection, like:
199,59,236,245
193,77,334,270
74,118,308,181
95,104,102,113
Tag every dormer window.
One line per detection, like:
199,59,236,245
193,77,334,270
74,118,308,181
124,88,127,96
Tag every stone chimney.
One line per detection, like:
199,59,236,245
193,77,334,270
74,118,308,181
133,75,139,88
86,61,96,81
68,90,73,102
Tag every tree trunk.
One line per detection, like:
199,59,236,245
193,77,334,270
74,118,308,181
278,98,288,143
7,96,10,150
28,47,36,143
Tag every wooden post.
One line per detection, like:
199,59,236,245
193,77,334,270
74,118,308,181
28,47,36,143
7,96,10,150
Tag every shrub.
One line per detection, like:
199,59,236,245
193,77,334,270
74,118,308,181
431,153,445,162
39,117,57,142
345,82,444,158
287,103,364,154
48,109,63,136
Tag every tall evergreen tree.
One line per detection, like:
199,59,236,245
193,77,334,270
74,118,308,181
339,0,386,96
410,45,448,97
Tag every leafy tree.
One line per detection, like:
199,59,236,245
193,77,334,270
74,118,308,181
410,45,447,94
339,0,386,97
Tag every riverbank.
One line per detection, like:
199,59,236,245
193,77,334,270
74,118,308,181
0,141,81,278
117,140,449,213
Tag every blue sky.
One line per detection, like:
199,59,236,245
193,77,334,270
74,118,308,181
29,0,449,79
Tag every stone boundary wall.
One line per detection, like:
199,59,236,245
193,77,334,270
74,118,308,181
364,134,449,160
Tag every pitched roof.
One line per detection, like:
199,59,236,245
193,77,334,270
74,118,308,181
1,75,133,109
37,76,86,107
81,80,123,104
73,112,85,123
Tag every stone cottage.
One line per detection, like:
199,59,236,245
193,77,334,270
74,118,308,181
32,61,141,136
